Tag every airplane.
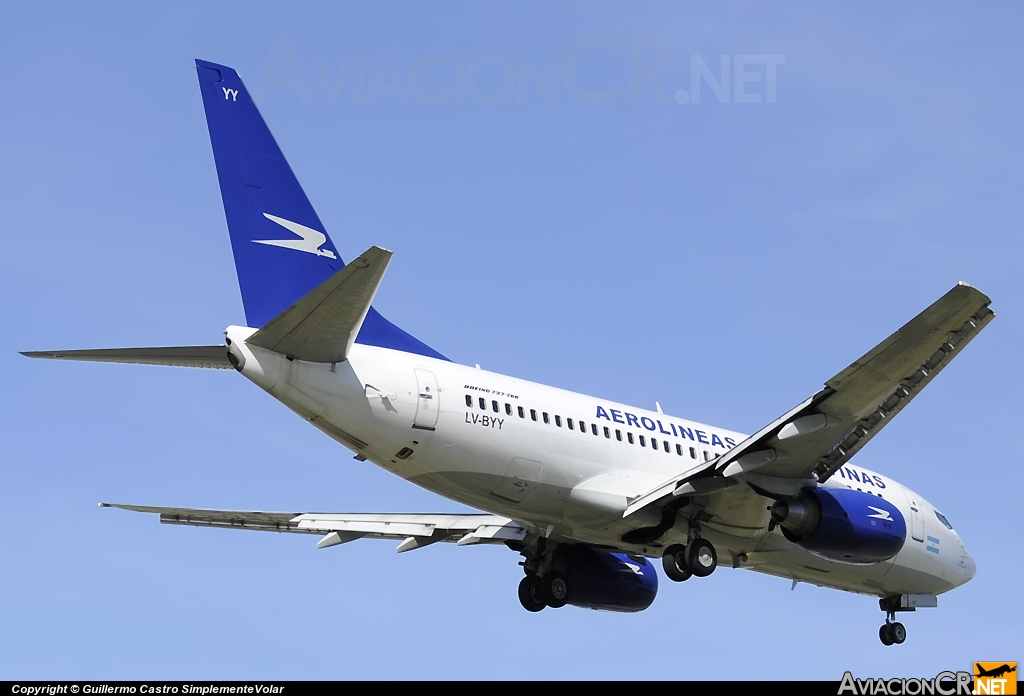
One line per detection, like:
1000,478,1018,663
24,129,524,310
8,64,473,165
23,60,992,647
975,665,1016,679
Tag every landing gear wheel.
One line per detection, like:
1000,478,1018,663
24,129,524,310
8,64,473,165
879,624,894,646
662,544,692,582
686,538,718,577
518,575,546,612
890,622,907,644
542,572,569,608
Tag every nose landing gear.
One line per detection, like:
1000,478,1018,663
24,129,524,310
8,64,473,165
879,621,907,646
877,596,924,646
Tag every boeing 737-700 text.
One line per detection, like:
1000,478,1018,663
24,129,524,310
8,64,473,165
23,60,993,646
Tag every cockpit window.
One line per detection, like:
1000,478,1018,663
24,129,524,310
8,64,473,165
934,510,953,530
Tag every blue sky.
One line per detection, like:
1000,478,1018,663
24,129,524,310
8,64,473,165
2,2,1021,680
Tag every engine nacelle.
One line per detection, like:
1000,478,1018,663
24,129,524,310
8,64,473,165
770,487,906,564
564,546,658,613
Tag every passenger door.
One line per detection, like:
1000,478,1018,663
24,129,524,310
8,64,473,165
902,487,925,542
412,368,439,431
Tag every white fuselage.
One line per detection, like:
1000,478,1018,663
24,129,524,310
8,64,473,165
226,326,976,599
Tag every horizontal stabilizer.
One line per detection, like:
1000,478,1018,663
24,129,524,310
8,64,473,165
21,346,232,369
247,246,392,363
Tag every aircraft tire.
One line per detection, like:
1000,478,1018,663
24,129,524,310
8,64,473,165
543,572,569,608
686,538,718,577
890,622,907,644
662,544,692,582
518,575,546,612
879,624,895,646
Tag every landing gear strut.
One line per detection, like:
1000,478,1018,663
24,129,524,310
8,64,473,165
661,523,718,582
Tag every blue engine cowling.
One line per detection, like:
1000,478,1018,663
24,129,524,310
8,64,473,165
770,487,906,564
564,546,658,612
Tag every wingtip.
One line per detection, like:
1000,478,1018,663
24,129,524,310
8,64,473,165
953,281,994,308
99,502,110,507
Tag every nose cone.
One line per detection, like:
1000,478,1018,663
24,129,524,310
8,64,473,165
957,541,977,586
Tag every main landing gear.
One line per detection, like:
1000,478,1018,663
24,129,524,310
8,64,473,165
517,541,571,612
518,572,569,612
661,535,718,582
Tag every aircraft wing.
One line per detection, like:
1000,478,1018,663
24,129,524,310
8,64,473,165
101,503,528,551
625,282,994,516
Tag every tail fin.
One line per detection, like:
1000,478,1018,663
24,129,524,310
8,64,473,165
195,60,446,361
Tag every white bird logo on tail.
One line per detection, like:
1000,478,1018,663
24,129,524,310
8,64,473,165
253,213,337,259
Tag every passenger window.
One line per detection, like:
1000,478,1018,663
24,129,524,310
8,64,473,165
530,409,538,422
478,397,486,410
651,439,658,451
663,440,670,453
703,450,710,461
465,395,472,407
555,415,562,427
492,400,499,413
543,412,550,424
690,447,696,459
567,418,574,430
676,444,683,456
518,406,525,419
604,426,610,438
505,403,512,415
591,423,598,436
628,432,635,444
579,420,585,433
615,430,622,442
640,435,646,446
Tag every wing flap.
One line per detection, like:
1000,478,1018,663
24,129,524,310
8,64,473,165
21,346,232,369
101,503,528,547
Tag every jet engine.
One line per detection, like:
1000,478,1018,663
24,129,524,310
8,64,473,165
770,487,906,564
564,546,658,612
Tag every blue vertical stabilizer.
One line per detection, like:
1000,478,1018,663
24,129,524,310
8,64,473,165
195,59,447,360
